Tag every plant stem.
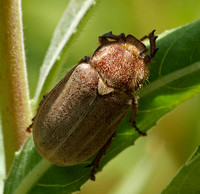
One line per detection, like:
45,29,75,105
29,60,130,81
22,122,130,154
0,0,32,174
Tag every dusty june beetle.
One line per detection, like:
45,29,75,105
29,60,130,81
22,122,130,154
32,31,158,180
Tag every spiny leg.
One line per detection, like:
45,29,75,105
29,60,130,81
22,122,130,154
130,96,147,136
140,35,148,42
99,31,126,44
86,133,116,181
148,30,158,58
140,30,158,63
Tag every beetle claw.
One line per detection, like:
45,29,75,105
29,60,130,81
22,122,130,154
85,160,98,181
86,163,98,181
130,96,147,136
26,123,33,133
132,121,147,136
147,30,158,61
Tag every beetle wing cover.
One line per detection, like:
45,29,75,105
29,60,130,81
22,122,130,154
33,63,131,166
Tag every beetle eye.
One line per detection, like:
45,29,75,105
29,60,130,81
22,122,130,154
139,53,143,59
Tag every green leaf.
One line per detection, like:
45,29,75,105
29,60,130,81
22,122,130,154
33,0,100,113
161,146,200,194
135,20,200,134
4,21,200,193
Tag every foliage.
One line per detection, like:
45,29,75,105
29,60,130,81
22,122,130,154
1,0,200,193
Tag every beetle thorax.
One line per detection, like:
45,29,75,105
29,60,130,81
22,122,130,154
91,42,148,92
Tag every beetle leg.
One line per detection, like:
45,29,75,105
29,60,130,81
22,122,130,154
26,93,49,133
26,121,33,133
78,56,91,64
99,31,126,44
140,30,158,63
130,96,147,136
86,133,116,181
140,35,148,41
148,30,158,59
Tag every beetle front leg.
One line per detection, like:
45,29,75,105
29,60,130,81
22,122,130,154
148,30,158,59
140,30,158,63
99,31,126,44
86,133,116,181
26,121,33,133
130,96,147,136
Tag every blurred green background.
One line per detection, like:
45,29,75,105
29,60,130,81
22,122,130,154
22,0,200,193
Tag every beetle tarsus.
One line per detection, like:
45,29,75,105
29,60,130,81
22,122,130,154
140,30,158,63
132,121,147,136
86,133,116,181
99,31,126,44
148,30,158,58
130,96,147,136
26,123,33,133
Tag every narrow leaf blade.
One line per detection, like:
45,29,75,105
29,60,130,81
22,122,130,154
33,0,100,112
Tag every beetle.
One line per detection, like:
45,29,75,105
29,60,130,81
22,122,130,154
31,30,158,180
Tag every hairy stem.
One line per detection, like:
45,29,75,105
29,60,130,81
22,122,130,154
0,0,32,174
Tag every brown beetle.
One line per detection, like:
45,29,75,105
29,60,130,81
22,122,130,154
32,31,158,180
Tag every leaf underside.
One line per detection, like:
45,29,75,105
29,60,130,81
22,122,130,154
4,18,200,194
